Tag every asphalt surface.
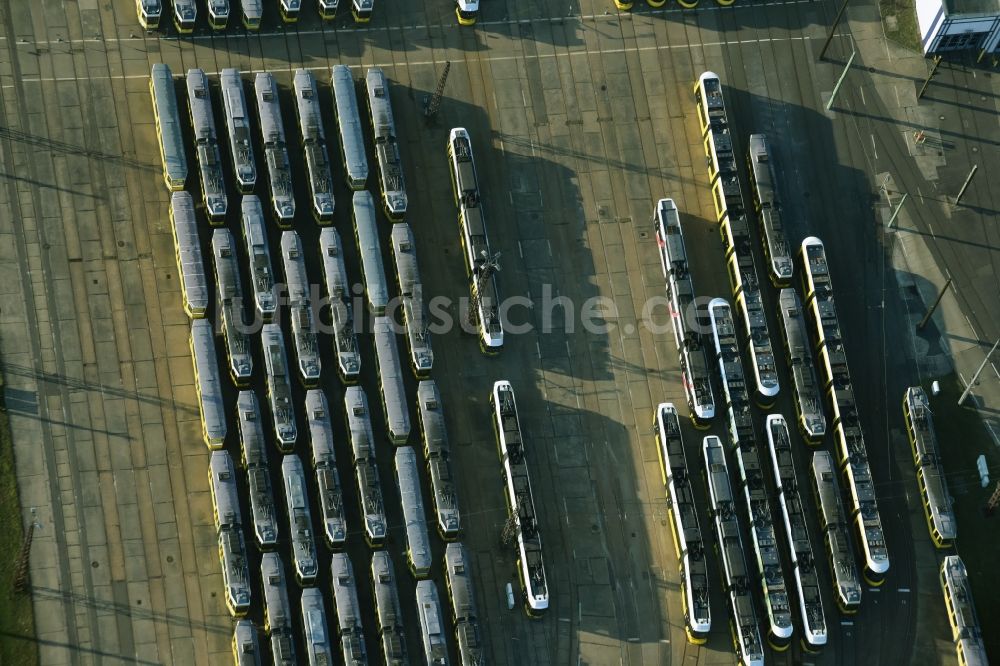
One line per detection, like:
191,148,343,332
0,0,990,664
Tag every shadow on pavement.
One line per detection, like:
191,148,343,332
29,586,232,635
0,361,200,417
0,630,160,666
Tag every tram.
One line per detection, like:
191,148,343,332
261,323,297,450
208,451,251,616
903,386,957,547
254,73,295,225
653,198,715,426
280,231,322,386
301,588,334,666
653,403,711,643
390,223,433,377
352,0,374,23
800,236,890,586
319,228,361,382
365,68,408,218
236,391,279,549
149,64,187,190
373,317,411,444
371,551,409,664
708,298,793,651
766,415,828,651
702,435,764,666
220,69,257,193
173,0,197,33
444,543,486,665
940,556,988,666
415,580,449,664
207,0,230,29
261,552,297,664
353,191,389,314
331,65,368,189
456,0,479,24
776,288,826,442
232,620,260,666
169,192,208,319
746,134,793,286
345,386,389,546
417,380,461,539
305,390,347,548
331,552,369,664
811,450,863,613
137,0,162,29
185,69,227,221
695,71,780,407
293,69,335,222
447,128,503,353
190,320,226,449
240,196,277,323
396,447,433,578
491,381,549,616
281,455,319,585
211,229,252,385
240,0,263,31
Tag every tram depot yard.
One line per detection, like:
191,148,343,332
0,0,997,665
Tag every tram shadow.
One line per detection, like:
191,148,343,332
382,72,689,658
718,79,931,663
470,6,586,50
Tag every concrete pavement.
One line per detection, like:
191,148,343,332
0,0,992,664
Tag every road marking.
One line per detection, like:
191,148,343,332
859,86,865,106
898,588,911,592
2,35,817,87
841,620,854,626
871,134,878,160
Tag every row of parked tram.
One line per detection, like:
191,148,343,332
646,70,901,664
136,0,377,32
152,60,499,365
228,378,482,664
799,236,890,586
138,0,483,31
151,62,409,223
150,57,491,664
